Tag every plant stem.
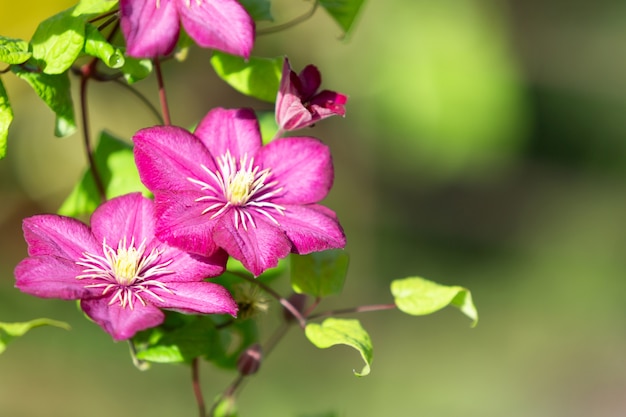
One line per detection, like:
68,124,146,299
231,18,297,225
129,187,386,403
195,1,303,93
191,358,206,417
153,57,171,125
307,303,397,321
257,0,319,35
79,60,107,202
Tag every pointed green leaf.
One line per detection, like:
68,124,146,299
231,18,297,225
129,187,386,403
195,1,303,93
12,65,76,137
58,131,150,217
211,52,283,102
0,78,12,159
120,55,153,84
319,0,365,35
305,318,372,376
239,0,273,21
290,250,349,297
0,36,31,65
31,8,86,74
84,24,125,69
0,319,70,354
391,277,478,327
72,0,118,16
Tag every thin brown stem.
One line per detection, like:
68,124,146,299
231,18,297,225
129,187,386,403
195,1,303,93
153,57,171,125
257,0,319,36
307,303,397,321
191,358,206,417
112,78,164,124
79,60,107,202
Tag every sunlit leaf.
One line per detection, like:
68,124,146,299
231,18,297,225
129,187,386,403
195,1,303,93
0,36,31,65
212,396,239,417
73,0,118,16
120,55,153,84
58,131,150,217
0,78,12,159
390,277,478,327
291,250,349,297
319,0,365,35
305,318,372,376
239,0,272,21
12,65,76,137
256,110,278,144
84,24,125,69
211,52,283,102
0,319,70,355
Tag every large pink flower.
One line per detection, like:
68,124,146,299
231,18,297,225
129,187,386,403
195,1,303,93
120,0,255,58
275,58,348,132
14,193,236,341
133,108,346,276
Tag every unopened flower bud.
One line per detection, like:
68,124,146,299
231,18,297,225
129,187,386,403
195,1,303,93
237,343,263,376
282,292,308,323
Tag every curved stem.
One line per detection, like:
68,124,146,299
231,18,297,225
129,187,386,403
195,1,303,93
191,358,206,417
112,79,164,124
307,303,397,321
153,57,171,125
257,0,319,36
79,60,107,202
229,270,307,329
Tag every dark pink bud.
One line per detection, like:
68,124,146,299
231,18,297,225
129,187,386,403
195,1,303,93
237,343,263,376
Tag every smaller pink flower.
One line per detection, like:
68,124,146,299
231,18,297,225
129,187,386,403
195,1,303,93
275,57,348,132
14,193,236,341
120,0,255,58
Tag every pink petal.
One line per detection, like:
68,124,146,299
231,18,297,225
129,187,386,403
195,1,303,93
154,190,222,256
298,65,322,99
194,108,261,160
310,90,348,117
22,214,98,259
151,281,238,316
255,137,333,204
133,125,216,192
277,98,314,131
159,243,228,281
120,0,180,58
90,193,155,247
212,215,291,276
81,298,165,341
279,204,346,254
177,0,254,58
15,256,96,300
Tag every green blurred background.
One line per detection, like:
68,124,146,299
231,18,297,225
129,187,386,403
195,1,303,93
3,0,626,416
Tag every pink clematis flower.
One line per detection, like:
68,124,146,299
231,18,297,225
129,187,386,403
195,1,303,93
120,0,255,58
275,57,348,132
133,108,346,276
14,193,236,341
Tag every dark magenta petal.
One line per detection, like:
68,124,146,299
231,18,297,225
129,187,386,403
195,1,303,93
212,215,291,276
255,137,333,204
22,214,98,259
81,298,165,341
15,256,95,300
154,190,221,256
120,0,180,58
277,97,314,131
279,204,346,254
151,281,238,316
91,193,155,248
194,108,261,160
310,90,348,117
133,125,216,192
177,0,254,58
298,65,322,99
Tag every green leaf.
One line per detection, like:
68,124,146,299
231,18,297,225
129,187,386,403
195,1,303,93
72,0,118,16
390,277,478,327
211,52,283,102
12,65,76,137
290,250,349,297
212,396,239,417
0,36,31,65
305,318,372,376
84,24,125,69
319,0,365,35
120,55,153,84
239,0,273,21
256,110,278,144
0,78,12,159
30,8,86,74
0,319,70,354
58,131,150,217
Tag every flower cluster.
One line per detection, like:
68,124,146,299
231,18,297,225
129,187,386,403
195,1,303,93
14,3,348,341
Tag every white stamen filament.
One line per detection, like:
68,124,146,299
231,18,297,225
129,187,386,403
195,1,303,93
76,237,174,309
187,151,286,230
